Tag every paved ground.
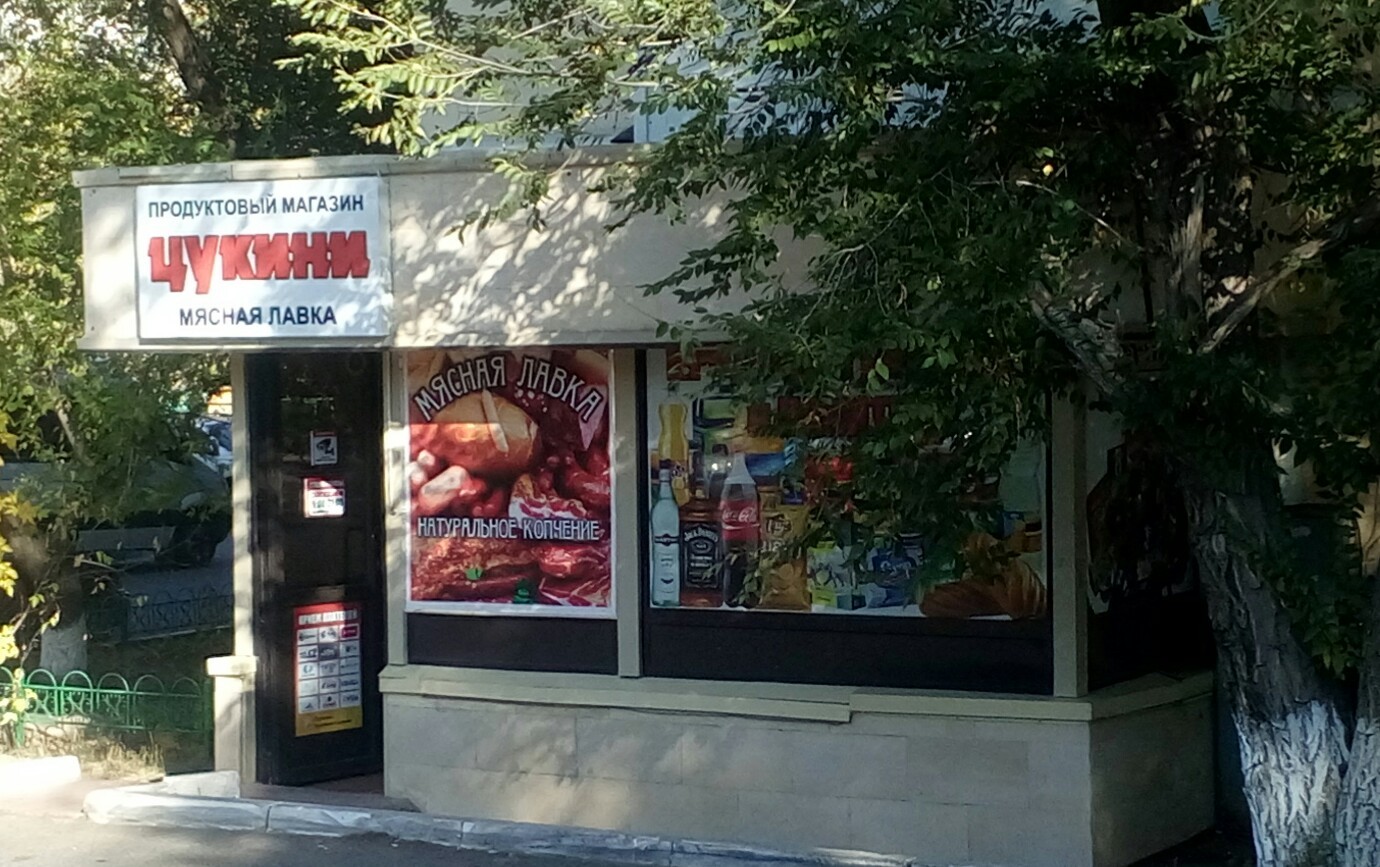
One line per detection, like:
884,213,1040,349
0,773,1251,867
0,813,618,867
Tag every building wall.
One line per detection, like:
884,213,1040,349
1090,694,1215,866
75,150,812,351
383,687,1213,867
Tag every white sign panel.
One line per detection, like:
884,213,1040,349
303,477,347,518
135,178,390,339
294,602,363,736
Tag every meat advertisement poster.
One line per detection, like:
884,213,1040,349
405,349,614,617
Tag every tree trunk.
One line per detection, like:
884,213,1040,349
1336,575,1380,866
37,609,87,676
1184,473,1348,867
37,562,87,676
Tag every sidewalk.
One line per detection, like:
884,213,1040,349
0,763,1241,867
77,771,919,867
0,812,613,867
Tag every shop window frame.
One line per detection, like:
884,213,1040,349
399,347,620,675
634,350,1056,694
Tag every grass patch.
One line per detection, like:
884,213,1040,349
3,628,228,779
3,731,164,782
3,715,213,779
86,628,232,684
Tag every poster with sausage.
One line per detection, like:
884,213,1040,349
405,349,614,617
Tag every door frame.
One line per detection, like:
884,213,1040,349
246,352,387,785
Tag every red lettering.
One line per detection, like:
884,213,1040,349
184,235,219,294
289,232,330,279
154,231,372,291
252,234,291,279
327,231,370,278
148,237,188,293
219,235,255,280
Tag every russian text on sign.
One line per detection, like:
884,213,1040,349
147,232,371,293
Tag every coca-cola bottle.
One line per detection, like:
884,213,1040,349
719,453,760,607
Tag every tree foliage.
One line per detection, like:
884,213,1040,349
151,0,390,157
0,0,374,681
0,1,227,668
290,0,1380,861
290,0,1380,648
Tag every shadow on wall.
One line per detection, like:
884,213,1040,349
387,161,819,347
384,704,775,840
81,155,819,348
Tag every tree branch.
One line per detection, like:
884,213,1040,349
1200,194,1380,354
151,0,221,115
1028,283,1125,398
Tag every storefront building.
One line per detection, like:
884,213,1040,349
75,149,1215,867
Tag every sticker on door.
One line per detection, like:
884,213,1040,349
310,431,339,467
293,601,364,736
303,477,346,518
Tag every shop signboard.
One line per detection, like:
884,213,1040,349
134,177,390,339
404,349,614,618
294,601,364,737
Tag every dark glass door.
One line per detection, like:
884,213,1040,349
249,353,385,785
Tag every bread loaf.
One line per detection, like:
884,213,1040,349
920,532,1048,620
919,578,1006,618
412,390,540,478
994,559,1047,619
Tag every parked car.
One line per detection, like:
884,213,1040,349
194,415,233,483
0,454,231,570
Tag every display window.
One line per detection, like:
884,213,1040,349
644,348,1048,622
1083,412,1213,688
404,348,614,618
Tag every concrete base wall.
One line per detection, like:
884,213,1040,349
1091,695,1215,866
383,689,1213,867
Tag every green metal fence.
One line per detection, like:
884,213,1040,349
1,668,212,747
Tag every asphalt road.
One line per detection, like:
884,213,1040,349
0,814,610,867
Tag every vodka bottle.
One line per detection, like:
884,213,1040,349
650,462,682,606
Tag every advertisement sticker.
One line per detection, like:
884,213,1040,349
303,477,346,518
310,431,339,466
404,349,614,617
293,602,363,736
644,348,1048,620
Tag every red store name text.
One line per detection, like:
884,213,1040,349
148,231,371,294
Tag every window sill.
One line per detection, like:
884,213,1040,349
378,664,1212,724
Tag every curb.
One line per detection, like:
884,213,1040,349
82,773,942,867
0,755,82,793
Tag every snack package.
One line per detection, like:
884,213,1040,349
808,540,859,610
743,437,786,490
757,500,810,610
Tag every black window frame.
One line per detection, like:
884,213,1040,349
635,349,1055,695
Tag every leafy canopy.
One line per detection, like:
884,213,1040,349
0,1,230,680
288,0,1380,667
